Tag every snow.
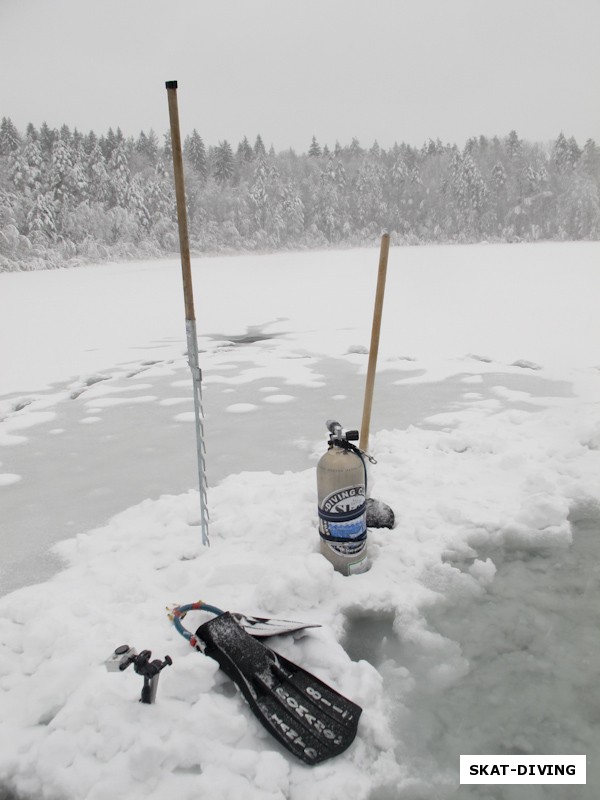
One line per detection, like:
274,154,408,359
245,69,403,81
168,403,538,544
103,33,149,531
1,242,600,799
0,473,21,487
225,403,260,414
262,394,296,404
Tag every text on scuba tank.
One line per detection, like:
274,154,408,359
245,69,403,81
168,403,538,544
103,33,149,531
323,486,365,514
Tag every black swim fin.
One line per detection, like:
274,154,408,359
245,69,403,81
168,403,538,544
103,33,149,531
194,611,362,765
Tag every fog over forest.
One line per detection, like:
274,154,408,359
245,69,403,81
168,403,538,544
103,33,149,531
1,117,599,271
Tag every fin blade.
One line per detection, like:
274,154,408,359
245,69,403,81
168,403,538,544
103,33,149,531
233,613,321,638
195,612,361,765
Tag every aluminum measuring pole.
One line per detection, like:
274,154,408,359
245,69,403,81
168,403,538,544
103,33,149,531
165,80,209,546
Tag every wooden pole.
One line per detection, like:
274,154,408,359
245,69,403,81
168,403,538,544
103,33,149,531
165,81,195,322
165,80,209,546
359,233,390,452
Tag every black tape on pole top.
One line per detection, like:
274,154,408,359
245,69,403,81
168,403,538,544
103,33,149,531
165,80,178,90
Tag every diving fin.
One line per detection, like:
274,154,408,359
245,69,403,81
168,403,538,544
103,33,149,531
194,611,362,765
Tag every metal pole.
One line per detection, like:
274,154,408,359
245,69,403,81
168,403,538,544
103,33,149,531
359,233,390,453
165,80,209,546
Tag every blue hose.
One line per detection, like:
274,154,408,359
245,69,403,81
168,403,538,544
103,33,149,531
170,601,224,643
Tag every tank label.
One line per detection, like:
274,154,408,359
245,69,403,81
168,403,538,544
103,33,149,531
322,486,365,514
319,485,366,542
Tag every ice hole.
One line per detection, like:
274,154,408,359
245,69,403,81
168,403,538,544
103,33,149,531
341,610,398,668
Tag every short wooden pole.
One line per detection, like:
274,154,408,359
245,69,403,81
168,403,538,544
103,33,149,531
359,233,390,452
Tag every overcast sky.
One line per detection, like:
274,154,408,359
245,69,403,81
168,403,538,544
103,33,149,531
2,0,599,153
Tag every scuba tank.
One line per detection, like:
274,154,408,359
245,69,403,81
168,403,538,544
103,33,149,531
317,420,370,576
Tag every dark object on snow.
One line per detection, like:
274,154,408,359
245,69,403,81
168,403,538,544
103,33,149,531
170,600,321,639
105,645,172,704
194,611,362,765
366,497,395,529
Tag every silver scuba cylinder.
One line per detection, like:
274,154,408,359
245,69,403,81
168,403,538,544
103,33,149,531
317,420,370,576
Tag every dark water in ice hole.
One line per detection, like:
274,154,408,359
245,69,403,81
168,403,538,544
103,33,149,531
0,349,571,597
345,516,600,800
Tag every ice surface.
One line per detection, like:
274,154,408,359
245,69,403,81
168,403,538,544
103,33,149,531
0,243,599,799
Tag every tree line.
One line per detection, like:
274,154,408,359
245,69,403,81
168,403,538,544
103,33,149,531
0,117,599,271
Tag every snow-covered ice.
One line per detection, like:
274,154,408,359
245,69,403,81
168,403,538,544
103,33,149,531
0,473,21,487
0,242,599,799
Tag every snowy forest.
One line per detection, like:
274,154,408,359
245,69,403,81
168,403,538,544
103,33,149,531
0,117,599,271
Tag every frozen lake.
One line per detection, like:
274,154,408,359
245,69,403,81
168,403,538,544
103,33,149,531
0,349,573,595
1,243,599,799
1,241,597,597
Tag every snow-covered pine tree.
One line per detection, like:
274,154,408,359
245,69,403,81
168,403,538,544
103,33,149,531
581,139,600,184
136,131,149,157
489,160,508,232
49,138,74,202
83,130,98,156
39,123,57,157
26,192,57,242
9,139,43,195
567,137,582,166
0,117,21,155
314,157,346,242
101,128,118,161
108,141,131,207
557,172,600,239
87,143,110,203
129,174,151,231
491,160,506,191
353,159,387,234
236,136,254,163
281,182,304,240
59,124,72,143
25,123,38,142
308,136,322,157
349,138,363,158
552,132,573,174
249,156,285,241
145,167,174,226
254,134,266,158
506,130,522,160
68,138,89,204
213,141,234,183
449,150,486,238
162,131,172,161
388,154,409,230
186,130,207,176
145,130,159,164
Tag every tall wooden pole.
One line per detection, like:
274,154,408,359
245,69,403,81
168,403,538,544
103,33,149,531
165,81,209,546
359,233,390,452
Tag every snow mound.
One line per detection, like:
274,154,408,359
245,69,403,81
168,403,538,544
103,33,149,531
1,396,599,799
